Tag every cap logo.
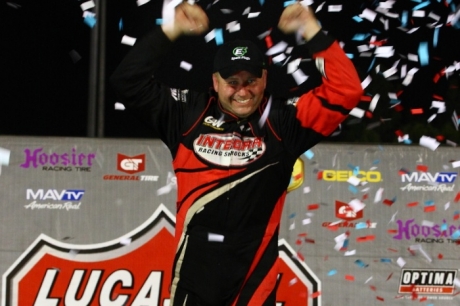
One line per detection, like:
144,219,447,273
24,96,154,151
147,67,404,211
233,47,248,57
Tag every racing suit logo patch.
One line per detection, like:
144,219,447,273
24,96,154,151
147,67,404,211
193,133,265,166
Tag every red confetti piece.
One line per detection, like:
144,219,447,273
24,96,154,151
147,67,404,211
370,285,377,291
362,193,368,200
438,253,443,259
388,248,398,252
383,199,394,206
307,204,319,210
411,108,423,114
297,252,304,261
327,225,339,231
361,96,372,102
376,296,384,301
386,272,393,281
298,233,307,237
394,104,403,112
416,165,428,172
293,173,302,180
424,205,436,212
436,135,445,142
295,239,302,245
356,235,375,242
345,275,355,281
316,170,323,180
419,296,428,302
454,214,460,221
454,192,460,202
387,229,398,234
433,94,444,100
407,201,418,207
304,238,315,244
365,111,373,118
264,35,273,49
395,130,404,137
311,291,321,298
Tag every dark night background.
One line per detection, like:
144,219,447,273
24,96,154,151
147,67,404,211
2,0,460,144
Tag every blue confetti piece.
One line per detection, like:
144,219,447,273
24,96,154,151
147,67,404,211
348,185,358,194
215,28,224,45
84,16,96,28
289,212,296,218
156,19,163,25
451,229,460,240
119,18,123,31
328,269,337,276
352,33,370,41
304,150,314,159
372,159,380,165
403,139,412,144
418,42,429,66
380,258,392,263
425,200,435,206
413,1,431,10
353,166,359,176
433,27,439,47
401,11,408,27
346,53,354,59
367,58,376,73
342,239,349,248
389,99,400,104
355,259,368,268
441,223,448,231
283,0,296,7
259,0,265,5
355,222,367,229
353,16,363,22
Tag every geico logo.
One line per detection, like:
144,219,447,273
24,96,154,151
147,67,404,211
322,170,381,182
120,158,143,171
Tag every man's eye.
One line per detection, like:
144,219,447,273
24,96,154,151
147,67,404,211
227,81,238,86
247,79,255,84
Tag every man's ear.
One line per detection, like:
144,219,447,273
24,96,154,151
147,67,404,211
212,73,219,92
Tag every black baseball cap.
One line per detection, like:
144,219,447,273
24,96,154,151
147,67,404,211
213,40,266,79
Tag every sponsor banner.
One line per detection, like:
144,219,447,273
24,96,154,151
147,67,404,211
20,148,96,172
2,206,320,306
103,153,159,182
399,269,457,295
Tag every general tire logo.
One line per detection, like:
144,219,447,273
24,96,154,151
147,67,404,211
2,206,321,305
335,200,363,221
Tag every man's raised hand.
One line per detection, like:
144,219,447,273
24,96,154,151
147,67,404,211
278,3,321,41
162,2,209,41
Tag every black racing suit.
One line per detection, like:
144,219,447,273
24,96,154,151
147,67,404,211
111,27,362,306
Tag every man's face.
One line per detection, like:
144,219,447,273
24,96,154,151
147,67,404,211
212,70,267,118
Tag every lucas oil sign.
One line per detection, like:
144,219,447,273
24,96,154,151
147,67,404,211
2,205,321,306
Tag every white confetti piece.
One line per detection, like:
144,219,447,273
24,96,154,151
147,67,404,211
374,187,383,203
292,69,309,85
289,278,298,286
365,276,373,284
208,233,224,242
272,53,287,64
302,218,311,225
80,1,95,11
0,147,11,166
444,202,450,210
137,0,150,6
422,220,434,227
396,257,406,267
454,278,460,288
413,10,425,17
361,75,372,89
347,176,361,186
328,5,342,12
344,250,356,256
287,58,301,74
226,21,240,33
369,94,380,112
180,61,192,71
266,41,288,56
419,135,440,151
120,238,132,245
248,12,261,18
349,107,365,118
349,199,365,212
360,8,377,22
289,222,295,230
303,186,311,194
452,161,460,168
121,35,137,46
114,102,125,110
335,233,347,243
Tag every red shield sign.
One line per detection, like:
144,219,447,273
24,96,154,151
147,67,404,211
2,205,320,305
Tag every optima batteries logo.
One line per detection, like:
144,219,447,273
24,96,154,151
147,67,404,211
20,148,96,172
400,172,457,192
399,269,457,295
25,189,85,210
319,170,382,183
103,154,158,182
